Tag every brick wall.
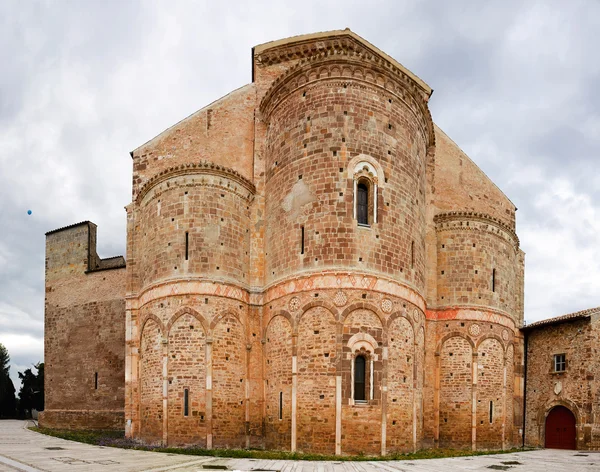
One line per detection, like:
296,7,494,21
439,335,472,448
263,77,427,291
525,315,600,450
264,315,293,449
41,222,125,431
167,313,207,446
297,307,337,454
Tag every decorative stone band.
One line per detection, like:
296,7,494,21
127,279,250,311
427,307,518,331
126,269,426,313
434,211,520,249
136,160,256,204
258,270,426,312
259,54,434,149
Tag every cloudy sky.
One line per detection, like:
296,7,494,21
1,0,599,387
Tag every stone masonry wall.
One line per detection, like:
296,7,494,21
137,173,251,289
263,76,427,291
525,316,600,450
435,215,520,322
41,223,125,431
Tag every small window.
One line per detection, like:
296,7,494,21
492,268,496,292
183,388,189,416
354,355,366,401
185,232,189,260
554,354,566,372
279,391,283,420
357,183,369,226
94,372,98,390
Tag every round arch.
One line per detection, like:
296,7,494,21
474,333,506,351
209,309,243,333
543,403,578,450
386,311,416,343
139,313,165,340
340,301,385,326
435,331,475,355
298,300,339,325
166,306,209,335
264,310,295,339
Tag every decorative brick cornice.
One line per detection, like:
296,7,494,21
259,53,435,149
254,31,430,94
136,160,255,204
434,211,520,248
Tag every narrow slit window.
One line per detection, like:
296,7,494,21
354,355,366,401
184,388,189,417
94,372,98,390
489,401,493,423
492,268,496,292
300,226,304,254
411,241,415,268
279,391,283,420
185,232,189,261
357,183,369,226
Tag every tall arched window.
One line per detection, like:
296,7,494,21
354,355,366,401
357,183,369,226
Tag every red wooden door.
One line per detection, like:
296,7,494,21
545,406,576,449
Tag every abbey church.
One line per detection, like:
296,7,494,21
40,30,600,453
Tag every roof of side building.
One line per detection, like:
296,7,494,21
523,307,600,330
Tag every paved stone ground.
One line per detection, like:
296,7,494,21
0,420,599,472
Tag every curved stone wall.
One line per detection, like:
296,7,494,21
136,167,253,290
261,56,430,292
435,212,520,320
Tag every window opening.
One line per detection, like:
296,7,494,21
489,401,493,423
354,355,366,401
94,372,98,390
492,268,496,292
554,354,566,372
357,183,369,226
185,232,189,260
184,388,189,417
279,391,283,420
300,226,304,254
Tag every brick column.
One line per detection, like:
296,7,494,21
381,345,388,456
472,352,478,451
162,337,168,446
206,338,213,449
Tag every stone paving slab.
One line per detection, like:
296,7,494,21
1,420,599,472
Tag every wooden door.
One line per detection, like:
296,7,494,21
545,406,576,449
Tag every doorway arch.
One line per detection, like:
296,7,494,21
545,405,576,449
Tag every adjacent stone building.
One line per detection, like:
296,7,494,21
524,308,600,450
41,30,527,454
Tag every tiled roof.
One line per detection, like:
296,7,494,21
523,307,600,330
45,221,91,236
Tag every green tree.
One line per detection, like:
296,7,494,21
0,343,17,418
18,362,44,417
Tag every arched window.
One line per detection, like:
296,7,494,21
354,355,366,401
357,183,369,226
351,160,381,227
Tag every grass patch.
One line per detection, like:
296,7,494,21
29,427,532,462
